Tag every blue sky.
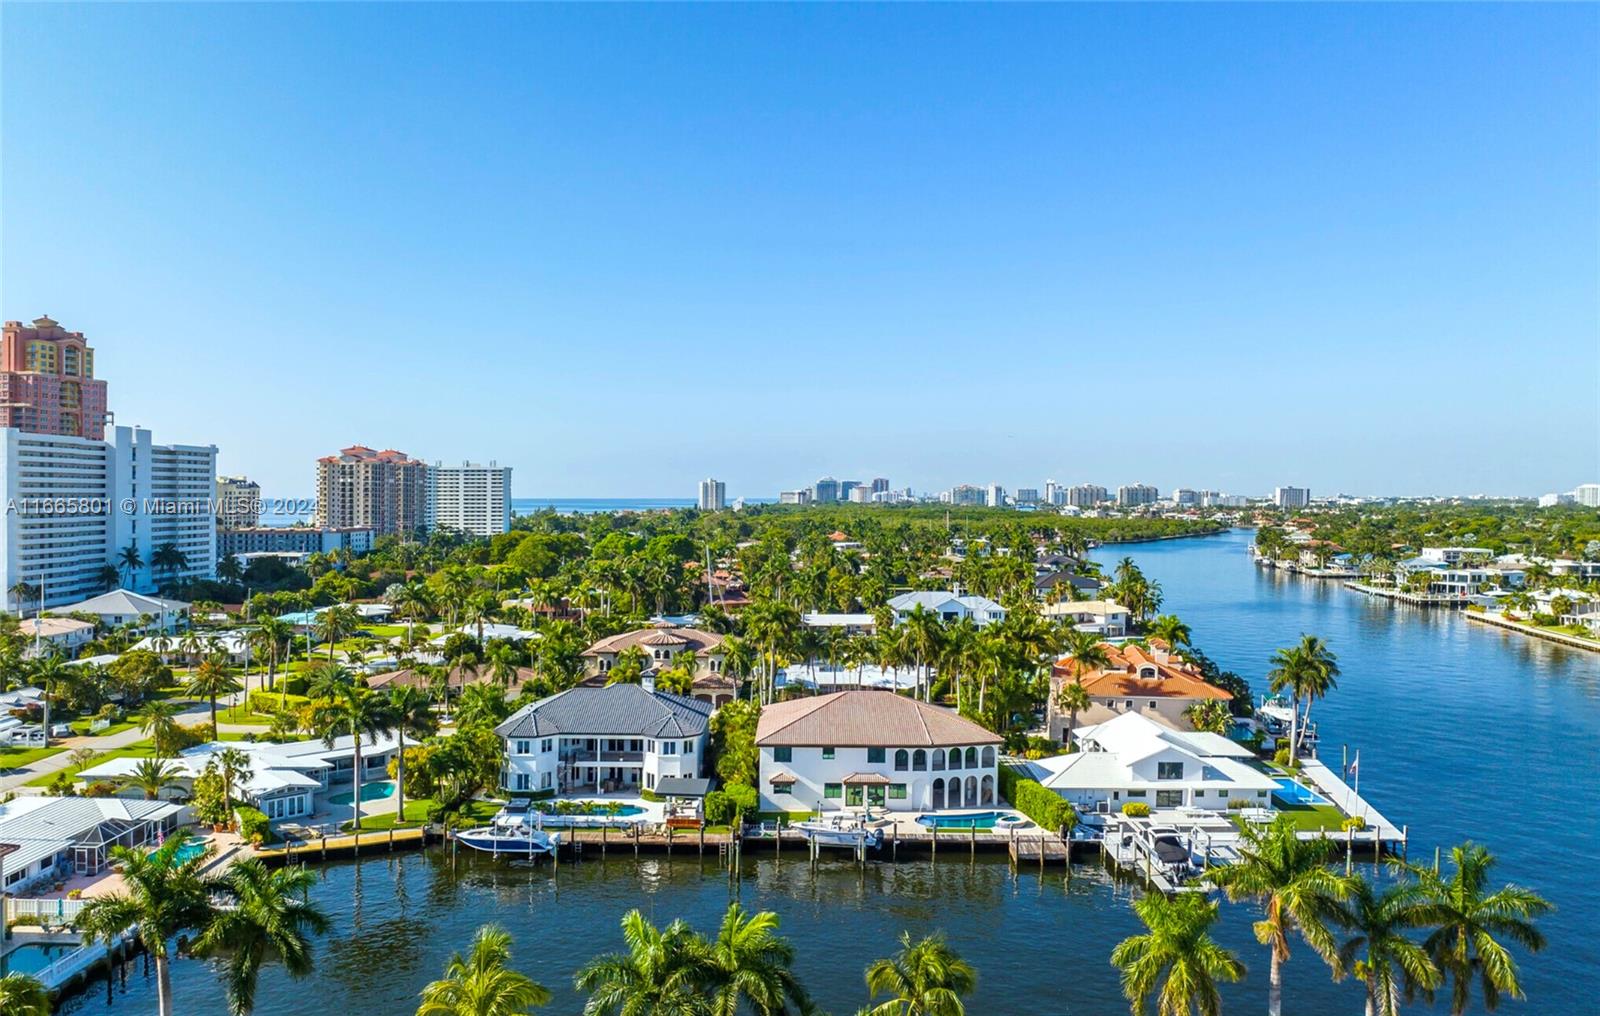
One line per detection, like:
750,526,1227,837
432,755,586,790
3,3,1595,499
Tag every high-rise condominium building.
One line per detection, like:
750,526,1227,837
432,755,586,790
949,484,985,506
847,486,872,503
216,475,261,529
779,489,812,505
315,446,428,535
1043,480,1062,505
1068,484,1107,508
0,426,216,609
1016,488,1040,504
813,476,841,503
986,484,1006,507
1274,486,1311,510
1117,484,1159,507
1576,484,1600,508
870,477,890,494
1172,488,1198,506
698,477,726,511
427,462,512,536
1,316,109,440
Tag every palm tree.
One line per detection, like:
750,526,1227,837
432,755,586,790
188,653,243,732
898,606,944,702
1206,816,1349,1016
386,580,434,643
704,903,812,1016
192,859,331,1016
141,699,183,758
217,553,245,585
419,924,550,1016
151,542,189,586
216,745,253,815
97,563,124,592
314,603,361,661
8,580,39,617
1184,698,1233,736
116,541,145,587
1148,614,1192,649
1111,891,1245,1016
129,757,183,799
30,653,72,749
1335,875,1442,1016
1417,843,1552,1015
313,683,389,830
575,908,710,1016
0,973,50,1016
1266,635,1339,761
861,930,977,1016
78,831,219,1016
387,685,437,827
251,617,294,693
1056,680,1091,746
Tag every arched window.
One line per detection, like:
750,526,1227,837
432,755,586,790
931,750,945,771
948,778,961,807
981,775,995,805
964,747,978,769
981,746,995,768
965,776,978,804
912,749,927,771
894,749,909,772
932,778,945,810
948,748,962,770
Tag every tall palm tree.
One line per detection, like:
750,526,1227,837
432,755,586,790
898,606,944,702
1055,628,1110,742
188,653,243,733
251,616,294,693
1266,635,1338,761
704,903,813,1016
1111,891,1245,1016
8,580,39,617
1417,843,1552,1015
1206,815,1349,1016
1148,614,1193,649
575,908,710,1016
419,924,549,1016
1335,874,1442,1016
312,683,389,831
129,757,183,799
192,859,331,1016
30,653,73,749
0,973,50,1016
151,542,189,586
387,684,437,826
216,745,253,815
861,930,977,1016
97,563,124,592
1056,680,1092,747
314,603,361,661
78,831,219,1016
141,698,183,758
116,542,145,587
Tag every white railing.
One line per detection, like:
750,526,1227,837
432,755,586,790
5,897,90,924
32,940,110,990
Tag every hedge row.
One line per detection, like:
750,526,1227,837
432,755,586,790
1000,765,1076,834
249,691,311,715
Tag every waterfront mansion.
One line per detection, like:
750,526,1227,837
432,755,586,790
495,684,711,796
1045,639,1231,739
756,690,1002,813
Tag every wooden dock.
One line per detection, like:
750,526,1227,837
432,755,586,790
1008,835,1069,866
257,826,433,864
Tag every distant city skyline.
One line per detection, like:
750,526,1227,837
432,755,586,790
3,4,1594,497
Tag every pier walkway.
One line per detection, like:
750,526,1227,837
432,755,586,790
1299,759,1404,845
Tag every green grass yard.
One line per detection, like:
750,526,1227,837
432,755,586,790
0,744,66,769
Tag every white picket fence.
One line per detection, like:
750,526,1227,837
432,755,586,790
4,896,90,924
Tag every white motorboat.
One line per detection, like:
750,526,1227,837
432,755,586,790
794,815,883,849
456,800,561,856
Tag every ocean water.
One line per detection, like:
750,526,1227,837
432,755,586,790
64,530,1595,1014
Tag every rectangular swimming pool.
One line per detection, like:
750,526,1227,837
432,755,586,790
0,942,75,977
1272,777,1330,806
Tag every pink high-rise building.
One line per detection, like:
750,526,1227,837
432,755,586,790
0,316,109,439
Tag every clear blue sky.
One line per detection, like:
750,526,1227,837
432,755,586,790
3,3,1595,499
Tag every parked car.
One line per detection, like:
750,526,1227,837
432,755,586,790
49,722,74,738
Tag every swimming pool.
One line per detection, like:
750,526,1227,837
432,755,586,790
914,811,1025,830
329,781,397,806
154,839,209,864
0,942,74,977
1272,777,1329,806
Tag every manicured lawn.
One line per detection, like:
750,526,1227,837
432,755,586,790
339,797,501,832
1269,803,1349,833
70,717,141,737
0,744,66,769
753,810,817,824
218,704,279,725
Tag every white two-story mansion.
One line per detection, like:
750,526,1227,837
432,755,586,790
495,684,712,796
756,690,1002,813
887,591,1006,626
1022,711,1278,815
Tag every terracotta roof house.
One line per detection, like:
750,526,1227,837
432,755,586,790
580,624,734,706
1046,640,1229,739
756,690,1001,813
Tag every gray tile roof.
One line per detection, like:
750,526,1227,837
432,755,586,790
495,684,713,740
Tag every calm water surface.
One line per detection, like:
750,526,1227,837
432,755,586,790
66,531,1596,1015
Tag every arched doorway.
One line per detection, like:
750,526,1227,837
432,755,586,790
932,778,945,810
981,775,994,805
948,778,962,808
965,776,977,805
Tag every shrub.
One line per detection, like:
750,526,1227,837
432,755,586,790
639,789,664,803
1226,798,1251,810
703,790,734,826
249,691,310,716
1273,748,1293,768
236,805,273,845
1121,802,1151,818
82,781,118,798
1532,612,1558,627
1005,774,1077,834
1341,815,1367,832
724,782,757,817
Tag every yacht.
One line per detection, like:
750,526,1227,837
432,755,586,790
455,800,561,856
794,814,883,849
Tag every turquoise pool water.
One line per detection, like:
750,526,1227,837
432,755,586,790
0,942,73,976
329,781,396,806
915,811,1022,829
536,802,645,817
1272,777,1329,806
